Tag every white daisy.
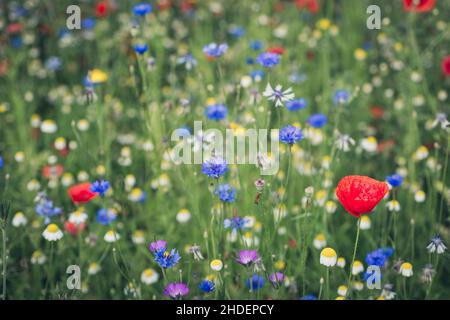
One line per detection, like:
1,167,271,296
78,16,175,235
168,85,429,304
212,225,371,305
31,250,47,265
69,209,88,225
320,247,337,267
141,268,159,285
104,230,120,243
12,212,28,227
176,208,191,223
42,224,63,241
88,262,101,275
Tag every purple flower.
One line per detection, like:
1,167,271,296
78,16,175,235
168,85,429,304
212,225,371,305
164,282,189,299
256,52,280,68
203,43,228,58
285,98,307,111
268,272,285,287
201,156,228,179
279,125,304,145
205,104,227,121
149,240,167,253
307,113,327,128
237,250,259,267
214,183,236,203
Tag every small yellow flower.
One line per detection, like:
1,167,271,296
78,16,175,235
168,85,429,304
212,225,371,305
354,48,367,61
316,18,331,30
274,260,286,270
88,69,108,84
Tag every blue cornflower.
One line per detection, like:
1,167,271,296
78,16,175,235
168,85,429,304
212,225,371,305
250,40,263,51
81,18,96,30
177,53,198,70
134,43,148,55
224,216,248,231
90,180,110,197
365,249,387,267
154,248,181,269
386,174,403,188
245,274,264,290
333,89,350,105
256,52,280,68
214,184,236,203
205,104,227,121
279,125,304,145
299,295,317,300
224,216,248,237
96,208,117,226
198,280,215,293
382,247,394,258
229,26,245,38
203,43,228,58
201,157,228,179
365,247,394,267
133,3,152,16
307,113,327,128
35,193,62,224
285,98,307,111
45,56,62,71
246,57,254,65
0,156,3,169
249,69,265,81
11,36,22,48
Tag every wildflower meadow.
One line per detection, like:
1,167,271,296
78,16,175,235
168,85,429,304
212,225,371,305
0,0,449,301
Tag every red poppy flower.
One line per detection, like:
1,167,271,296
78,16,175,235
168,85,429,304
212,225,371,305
180,0,196,13
377,139,396,153
274,3,285,12
370,106,384,119
288,239,297,248
95,1,108,17
336,176,388,218
295,0,319,14
267,46,285,55
403,0,435,12
6,23,23,34
68,183,97,204
42,164,64,179
64,221,86,236
158,0,172,10
441,56,450,76
0,60,8,77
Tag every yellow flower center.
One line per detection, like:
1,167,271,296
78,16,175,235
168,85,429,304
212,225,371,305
47,224,59,233
401,262,412,270
321,247,337,258
144,269,154,277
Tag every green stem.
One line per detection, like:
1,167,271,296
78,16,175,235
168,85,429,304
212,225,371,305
1,227,6,300
347,217,361,294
